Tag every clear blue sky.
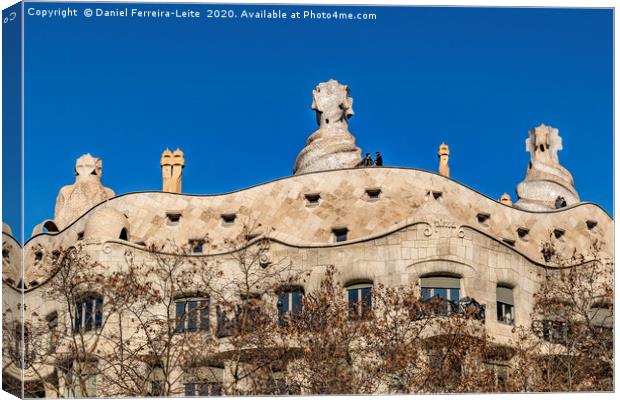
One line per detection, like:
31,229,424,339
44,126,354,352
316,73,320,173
15,3,613,239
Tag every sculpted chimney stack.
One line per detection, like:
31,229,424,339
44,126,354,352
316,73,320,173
161,148,185,193
438,143,450,177
293,79,362,174
515,124,579,210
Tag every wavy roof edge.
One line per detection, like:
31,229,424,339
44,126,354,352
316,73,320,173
25,166,613,246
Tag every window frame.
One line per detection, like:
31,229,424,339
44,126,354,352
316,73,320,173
175,297,210,333
184,366,224,397
332,227,349,243
188,239,205,254
277,287,304,326
420,276,461,302
496,285,515,325
346,282,373,319
74,294,104,333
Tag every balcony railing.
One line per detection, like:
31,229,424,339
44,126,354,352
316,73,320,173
414,296,485,321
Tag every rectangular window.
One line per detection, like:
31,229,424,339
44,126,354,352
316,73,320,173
176,298,209,333
184,382,222,396
333,227,348,242
166,212,182,226
221,213,237,225
278,289,304,326
421,277,460,301
189,239,204,253
74,295,103,333
496,286,514,324
420,277,460,316
304,193,321,206
347,283,372,319
365,188,382,200
184,383,195,397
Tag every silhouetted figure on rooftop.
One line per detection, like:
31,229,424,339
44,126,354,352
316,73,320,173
363,153,374,167
375,152,383,167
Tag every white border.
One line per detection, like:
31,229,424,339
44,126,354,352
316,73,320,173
0,1,616,400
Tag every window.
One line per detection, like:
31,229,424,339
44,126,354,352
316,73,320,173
176,298,209,333
517,227,530,240
221,213,236,225
11,324,32,369
184,382,222,397
184,366,223,397
476,213,490,224
277,288,303,326
347,283,372,319
304,193,321,206
77,231,84,240
421,276,460,302
189,239,204,254
420,276,460,316
74,294,103,333
365,188,382,200
166,212,182,226
332,227,348,243
502,238,516,246
496,286,515,324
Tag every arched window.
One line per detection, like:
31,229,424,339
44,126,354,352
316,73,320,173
74,294,103,333
277,287,304,326
496,285,515,324
347,282,372,319
175,297,209,333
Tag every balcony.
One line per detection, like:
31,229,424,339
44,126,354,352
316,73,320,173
414,296,485,321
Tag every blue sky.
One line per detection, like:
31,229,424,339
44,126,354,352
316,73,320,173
14,3,613,239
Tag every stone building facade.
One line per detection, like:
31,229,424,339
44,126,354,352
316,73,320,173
2,80,613,397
